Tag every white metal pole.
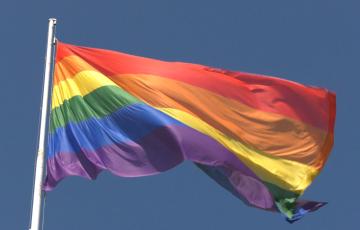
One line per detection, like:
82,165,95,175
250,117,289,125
29,18,57,230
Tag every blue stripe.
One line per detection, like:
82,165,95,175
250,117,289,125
47,103,184,158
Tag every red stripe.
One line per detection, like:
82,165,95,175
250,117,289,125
56,41,336,131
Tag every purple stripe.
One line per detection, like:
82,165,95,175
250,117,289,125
44,125,274,209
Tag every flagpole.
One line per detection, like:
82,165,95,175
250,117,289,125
29,18,57,230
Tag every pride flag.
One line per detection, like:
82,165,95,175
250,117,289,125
45,41,336,222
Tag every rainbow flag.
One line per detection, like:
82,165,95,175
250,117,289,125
45,41,336,222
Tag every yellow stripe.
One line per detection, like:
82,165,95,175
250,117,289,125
157,107,318,193
52,70,116,109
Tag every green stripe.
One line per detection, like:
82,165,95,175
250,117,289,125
264,182,300,218
50,85,140,133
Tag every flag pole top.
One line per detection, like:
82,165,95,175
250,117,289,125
49,18,57,24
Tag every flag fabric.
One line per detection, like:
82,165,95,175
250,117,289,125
45,41,336,222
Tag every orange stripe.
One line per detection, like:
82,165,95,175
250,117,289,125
109,74,330,170
54,55,97,85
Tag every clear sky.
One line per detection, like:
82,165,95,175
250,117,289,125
0,0,358,229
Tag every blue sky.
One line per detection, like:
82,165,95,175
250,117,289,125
0,0,359,229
